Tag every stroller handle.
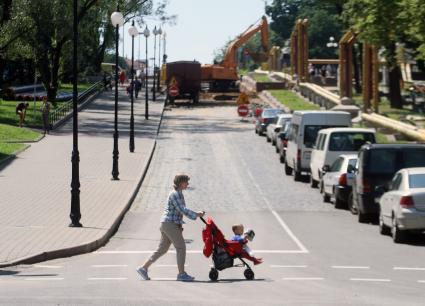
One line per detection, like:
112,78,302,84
199,216,207,224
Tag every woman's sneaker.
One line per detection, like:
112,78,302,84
136,267,150,280
177,272,195,281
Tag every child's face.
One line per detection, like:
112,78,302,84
234,225,244,235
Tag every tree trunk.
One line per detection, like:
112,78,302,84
352,45,361,94
386,43,403,109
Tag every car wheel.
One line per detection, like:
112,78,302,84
275,145,279,153
272,139,276,147
379,213,391,236
334,197,346,209
294,170,302,181
358,211,369,223
266,135,271,142
392,216,407,243
348,193,358,215
284,162,292,175
280,154,285,164
323,192,331,203
310,177,318,189
255,128,258,134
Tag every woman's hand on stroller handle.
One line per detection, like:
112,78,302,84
197,211,205,218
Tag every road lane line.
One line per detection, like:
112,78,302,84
349,278,391,282
24,278,64,281
270,265,307,268
236,150,309,254
282,277,324,281
91,265,128,268
87,278,127,281
394,267,425,271
332,266,370,269
418,280,425,283
271,210,309,253
32,265,62,269
95,250,307,254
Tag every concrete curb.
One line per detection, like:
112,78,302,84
0,144,31,171
0,99,166,268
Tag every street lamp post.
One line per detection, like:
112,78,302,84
152,26,158,101
157,27,162,92
143,26,150,119
70,0,82,227
128,21,138,153
162,31,167,64
111,7,124,180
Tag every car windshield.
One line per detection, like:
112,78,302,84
304,125,344,148
409,173,425,188
328,132,375,151
262,109,283,118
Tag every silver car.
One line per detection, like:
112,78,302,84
266,114,292,145
378,167,425,243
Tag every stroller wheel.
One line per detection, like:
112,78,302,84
244,268,254,280
209,268,219,281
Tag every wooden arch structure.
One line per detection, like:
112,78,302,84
290,19,309,82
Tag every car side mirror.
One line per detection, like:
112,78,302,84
375,185,386,196
275,127,281,133
322,165,330,173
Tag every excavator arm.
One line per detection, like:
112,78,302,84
221,16,269,69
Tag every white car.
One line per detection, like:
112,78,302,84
266,114,292,145
378,167,425,243
321,154,357,208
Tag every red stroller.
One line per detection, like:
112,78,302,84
201,217,261,281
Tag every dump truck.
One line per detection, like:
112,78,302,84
166,61,201,104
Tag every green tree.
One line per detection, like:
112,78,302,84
344,0,408,108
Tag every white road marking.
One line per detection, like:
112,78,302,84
394,267,425,271
282,277,324,281
270,265,307,268
349,278,391,282
96,250,306,254
91,265,128,268
87,278,127,281
237,150,309,254
418,280,425,283
332,266,370,269
32,265,62,269
24,278,64,281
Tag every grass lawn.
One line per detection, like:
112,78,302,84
0,142,26,162
0,100,46,126
0,123,40,142
269,89,320,111
251,73,271,82
59,83,93,92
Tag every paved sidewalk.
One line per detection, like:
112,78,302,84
0,88,165,267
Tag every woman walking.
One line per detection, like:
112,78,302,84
136,174,205,281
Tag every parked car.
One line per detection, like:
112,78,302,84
266,114,293,145
255,108,284,136
285,111,352,181
309,128,376,188
321,154,357,209
377,167,425,243
276,121,291,160
352,144,425,223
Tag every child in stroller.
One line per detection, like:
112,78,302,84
202,217,262,281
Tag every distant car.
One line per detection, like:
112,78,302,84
321,154,357,209
266,114,292,145
309,127,376,188
377,168,425,243
352,144,425,223
254,108,284,136
276,122,291,161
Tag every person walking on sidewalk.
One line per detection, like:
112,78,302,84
136,174,205,282
41,97,51,135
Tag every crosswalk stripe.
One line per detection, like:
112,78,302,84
350,278,390,282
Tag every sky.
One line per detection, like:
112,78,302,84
119,0,268,65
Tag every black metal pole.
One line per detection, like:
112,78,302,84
70,0,82,227
129,21,135,153
145,34,149,120
112,8,120,180
152,32,156,102
157,31,161,92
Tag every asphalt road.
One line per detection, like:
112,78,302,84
1,99,425,305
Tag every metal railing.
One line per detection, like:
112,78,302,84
49,81,103,126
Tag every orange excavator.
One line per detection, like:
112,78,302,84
201,16,269,91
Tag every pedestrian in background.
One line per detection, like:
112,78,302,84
15,102,29,127
41,97,50,135
136,174,205,282
119,70,126,86
134,77,142,99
